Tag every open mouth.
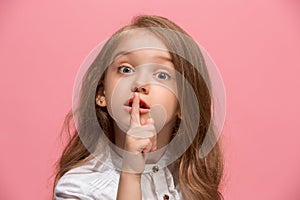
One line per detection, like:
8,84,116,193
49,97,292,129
124,98,150,109
123,97,150,113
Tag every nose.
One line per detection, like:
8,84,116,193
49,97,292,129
131,84,150,94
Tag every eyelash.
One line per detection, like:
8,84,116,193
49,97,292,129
154,72,171,80
118,65,135,74
117,65,171,80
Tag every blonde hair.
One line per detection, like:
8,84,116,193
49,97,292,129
53,15,223,200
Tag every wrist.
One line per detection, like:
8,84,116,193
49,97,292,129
120,171,142,180
121,152,146,173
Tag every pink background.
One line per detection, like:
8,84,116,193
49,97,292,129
1,0,300,199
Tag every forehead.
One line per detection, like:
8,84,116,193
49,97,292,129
113,30,169,57
110,30,173,67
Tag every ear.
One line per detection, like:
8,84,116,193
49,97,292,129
175,104,182,119
96,95,106,107
176,111,182,119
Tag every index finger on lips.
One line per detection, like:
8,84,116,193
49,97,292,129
130,92,140,128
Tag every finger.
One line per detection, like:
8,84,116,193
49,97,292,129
130,92,140,127
130,137,152,153
127,126,155,138
141,139,153,153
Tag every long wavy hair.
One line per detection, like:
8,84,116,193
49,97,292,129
53,15,224,200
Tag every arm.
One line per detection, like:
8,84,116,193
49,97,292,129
116,93,156,200
117,172,142,200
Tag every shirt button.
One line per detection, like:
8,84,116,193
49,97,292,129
163,194,169,200
152,165,159,173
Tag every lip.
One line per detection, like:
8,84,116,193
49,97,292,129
123,97,150,114
124,97,150,109
123,106,150,114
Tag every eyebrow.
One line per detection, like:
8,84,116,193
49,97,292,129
112,51,130,61
112,50,173,65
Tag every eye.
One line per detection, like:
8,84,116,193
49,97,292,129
154,72,171,80
118,65,135,74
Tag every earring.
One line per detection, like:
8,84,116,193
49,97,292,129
96,95,106,106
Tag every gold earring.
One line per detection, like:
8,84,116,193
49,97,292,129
96,95,106,106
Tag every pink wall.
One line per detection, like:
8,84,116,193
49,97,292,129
1,0,300,199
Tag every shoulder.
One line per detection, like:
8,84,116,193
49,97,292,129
54,157,119,200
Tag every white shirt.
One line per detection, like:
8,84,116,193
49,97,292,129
55,148,184,200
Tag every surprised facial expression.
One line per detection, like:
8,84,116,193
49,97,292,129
104,31,180,133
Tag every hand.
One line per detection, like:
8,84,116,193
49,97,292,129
121,92,157,174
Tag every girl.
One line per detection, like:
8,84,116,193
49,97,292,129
53,15,224,200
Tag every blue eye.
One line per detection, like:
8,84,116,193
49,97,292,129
154,72,171,80
118,65,135,74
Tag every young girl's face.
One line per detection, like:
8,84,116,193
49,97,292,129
103,30,180,137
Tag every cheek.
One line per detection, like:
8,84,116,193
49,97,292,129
153,86,179,112
162,93,179,117
104,76,133,117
